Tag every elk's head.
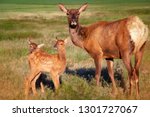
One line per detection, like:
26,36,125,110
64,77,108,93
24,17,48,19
59,3,88,29
54,37,67,50
27,39,44,53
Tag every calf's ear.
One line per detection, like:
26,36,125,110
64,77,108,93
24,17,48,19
37,44,44,48
27,38,32,44
64,39,67,44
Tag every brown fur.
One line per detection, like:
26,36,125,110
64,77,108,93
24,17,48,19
25,39,67,99
59,3,149,97
26,39,45,95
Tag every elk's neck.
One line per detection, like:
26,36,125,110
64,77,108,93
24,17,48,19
69,25,86,48
58,48,66,61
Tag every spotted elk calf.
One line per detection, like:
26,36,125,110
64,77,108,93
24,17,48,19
25,38,67,98
26,39,45,95
59,3,149,97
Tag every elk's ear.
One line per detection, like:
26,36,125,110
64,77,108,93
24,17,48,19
58,4,68,13
37,44,44,48
55,37,59,43
64,39,67,44
79,3,88,13
27,38,32,44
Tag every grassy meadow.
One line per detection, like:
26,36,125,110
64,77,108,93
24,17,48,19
0,0,150,100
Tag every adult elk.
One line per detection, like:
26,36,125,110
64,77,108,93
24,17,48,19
58,3,149,96
25,38,67,98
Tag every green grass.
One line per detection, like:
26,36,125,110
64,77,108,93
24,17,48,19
0,0,150,100
0,0,149,5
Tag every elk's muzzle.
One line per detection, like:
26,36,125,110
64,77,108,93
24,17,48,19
70,20,78,28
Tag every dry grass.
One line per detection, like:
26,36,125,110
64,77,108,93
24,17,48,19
0,2,150,100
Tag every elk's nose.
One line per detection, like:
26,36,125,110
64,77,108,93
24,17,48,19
71,21,77,26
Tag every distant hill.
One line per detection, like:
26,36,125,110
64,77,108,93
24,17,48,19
0,0,149,5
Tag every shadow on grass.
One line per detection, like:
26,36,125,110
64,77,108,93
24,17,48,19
35,66,126,91
65,66,126,90
36,73,62,90
36,73,54,90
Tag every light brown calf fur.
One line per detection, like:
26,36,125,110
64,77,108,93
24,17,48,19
26,39,45,95
25,39,67,98
59,3,149,97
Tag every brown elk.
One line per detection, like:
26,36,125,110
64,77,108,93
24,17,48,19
25,38,67,98
58,3,149,96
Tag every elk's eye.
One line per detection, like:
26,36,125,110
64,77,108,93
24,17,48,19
66,13,69,15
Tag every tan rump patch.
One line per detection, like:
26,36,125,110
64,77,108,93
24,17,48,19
127,16,149,53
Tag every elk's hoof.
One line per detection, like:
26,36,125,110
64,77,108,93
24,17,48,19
110,89,118,97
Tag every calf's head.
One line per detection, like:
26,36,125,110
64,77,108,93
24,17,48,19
54,37,67,50
27,39,44,53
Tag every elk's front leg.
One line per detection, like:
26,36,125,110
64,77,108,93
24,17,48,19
106,58,118,95
40,82,45,93
51,72,60,90
94,55,102,86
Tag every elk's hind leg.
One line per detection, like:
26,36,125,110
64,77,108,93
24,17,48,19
121,52,134,95
25,70,40,98
31,72,41,95
134,42,146,97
